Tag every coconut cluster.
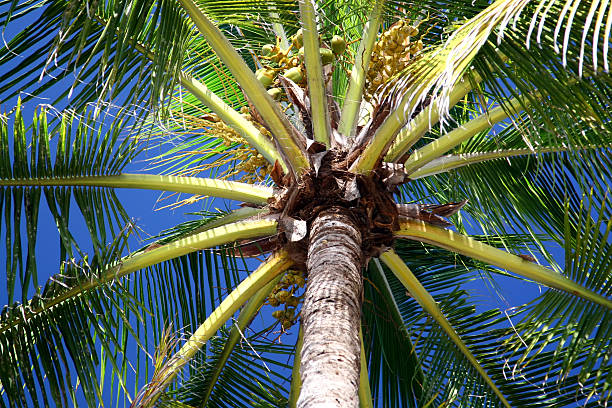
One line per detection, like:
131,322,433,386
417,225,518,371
365,19,423,100
255,30,347,100
267,269,306,330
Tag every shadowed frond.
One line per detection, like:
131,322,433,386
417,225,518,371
381,249,511,407
363,259,423,408
501,189,612,402
0,0,190,116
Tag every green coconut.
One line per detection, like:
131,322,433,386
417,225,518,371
261,43,275,56
292,29,303,48
267,87,283,100
255,68,275,88
331,35,346,54
284,66,304,83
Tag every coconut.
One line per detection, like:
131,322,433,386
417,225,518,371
284,66,304,84
331,35,346,54
292,28,303,49
255,68,275,88
275,290,290,302
267,87,283,100
261,43,275,56
320,48,334,65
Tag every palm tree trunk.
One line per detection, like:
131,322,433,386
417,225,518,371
298,207,364,408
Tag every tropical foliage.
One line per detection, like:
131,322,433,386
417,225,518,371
0,0,611,406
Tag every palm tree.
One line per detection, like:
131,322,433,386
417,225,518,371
1,0,611,406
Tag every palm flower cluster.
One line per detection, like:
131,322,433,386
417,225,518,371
268,269,306,329
365,19,423,100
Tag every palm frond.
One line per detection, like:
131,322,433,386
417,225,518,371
363,259,423,408
501,189,612,403
177,0,309,175
376,244,611,406
133,250,292,407
337,0,385,139
372,248,508,407
400,114,612,267
361,235,515,407
381,249,511,407
1,0,297,118
359,0,612,172
0,0,190,117
165,326,293,408
0,239,140,408
299,0,332,148
196,275,282,407
395,219,612,309
0,102,138,304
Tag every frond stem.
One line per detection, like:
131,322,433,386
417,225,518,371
299,0,331,147
408,143,612,179
180,73,289,172
404,94,533,174
351,69,478,173
0,173,273,205
337,0,385,139
177,0,309,175
144,250,293,405
384,71,479,163
199,274,284,407
395,219,612,309
380,249,511,408
0,219,279,334
359,327,373,408
289,326,304,408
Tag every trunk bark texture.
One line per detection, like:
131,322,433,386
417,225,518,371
298,208,364,408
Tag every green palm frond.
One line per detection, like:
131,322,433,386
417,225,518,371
165,326,292,408
401,113,612,265
195,276,282,407
0,102,138,304
133,250,290,406
374,247,610,406
501,189,612,400
364,0,612,171
372,256,507,407
0,212,278,408
131,247,263,402
361,235,525,407
0,0,297,118
0,239,141,408
363,260,423,408
0,0,190,115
